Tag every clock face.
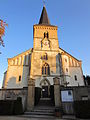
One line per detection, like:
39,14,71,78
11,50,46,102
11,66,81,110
43,41,49,46
41,39,50,50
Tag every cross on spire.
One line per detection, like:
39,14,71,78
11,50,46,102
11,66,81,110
43,0,45,6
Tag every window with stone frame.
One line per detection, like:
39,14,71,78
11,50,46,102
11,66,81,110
65,58,67,62
18,75,21,82
42,63,50,76
41,32,50,49
66,68,68,72
74,75,77,81
44,32,49,38
13,60,15,65
20,56,22,65
41,53,48,60
44,32,45,38
72,59,74,66
17,58,19,65
24,55,27,65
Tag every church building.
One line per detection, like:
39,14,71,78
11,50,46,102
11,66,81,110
1,6,85,111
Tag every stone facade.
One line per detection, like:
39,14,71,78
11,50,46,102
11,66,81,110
2,23,84,89
2,31,84,89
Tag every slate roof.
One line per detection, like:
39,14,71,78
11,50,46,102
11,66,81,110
39,6,50,25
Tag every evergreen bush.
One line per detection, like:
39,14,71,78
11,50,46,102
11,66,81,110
74,100,90,119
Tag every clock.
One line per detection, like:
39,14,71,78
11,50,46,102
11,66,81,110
41,38,50,49
43,41,49,46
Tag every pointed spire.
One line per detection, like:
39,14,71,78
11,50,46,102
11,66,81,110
39,6,50,25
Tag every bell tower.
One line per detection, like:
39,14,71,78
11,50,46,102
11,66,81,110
33,6,59,51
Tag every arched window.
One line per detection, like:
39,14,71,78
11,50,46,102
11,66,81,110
42,63,50,76
65,58,67,62
44,53,48,60
41,53,48,60
47,32,49,38
24,55,26,65
44,32,49,38
18,75,21,82
13,60,15,65
20,56,22,65
44,32,45,38
41,41,43,48
46,53,48,60
17,58,19,65
66,68,68,72
74,75,77,81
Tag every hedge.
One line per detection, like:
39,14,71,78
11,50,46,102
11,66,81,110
74,100,90,119
0,97,23,115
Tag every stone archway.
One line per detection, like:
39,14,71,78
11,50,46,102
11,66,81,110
40,78,50,98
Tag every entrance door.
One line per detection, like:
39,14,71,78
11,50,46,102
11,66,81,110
42,86,48,98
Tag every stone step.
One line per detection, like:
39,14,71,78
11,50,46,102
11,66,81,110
20,114,55,119
24,111,54,116
24,106,55,118
40,97,51,100
34,106,55,111
38,100,54,106
33,109,54,113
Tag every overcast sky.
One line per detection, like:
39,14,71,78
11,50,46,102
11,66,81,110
0,0,90,88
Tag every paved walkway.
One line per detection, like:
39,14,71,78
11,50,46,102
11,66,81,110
0,116,89,120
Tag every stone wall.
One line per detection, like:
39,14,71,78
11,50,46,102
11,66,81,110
61,86,90,101
73,86,90,100
61,86,90,115
0,88,28,111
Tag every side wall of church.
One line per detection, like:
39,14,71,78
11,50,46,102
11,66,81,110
5,66,30,88
3,49,32,88
60,50,84,86
69,67,84,86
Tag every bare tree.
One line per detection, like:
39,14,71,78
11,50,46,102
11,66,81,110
0,19,8,53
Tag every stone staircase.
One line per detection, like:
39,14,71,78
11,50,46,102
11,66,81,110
23,98,55,118
37,97,54,106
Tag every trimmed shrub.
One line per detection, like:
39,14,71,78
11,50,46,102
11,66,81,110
13,97,23,115
74,100,90,119
0,98,23,115
0,100,14,115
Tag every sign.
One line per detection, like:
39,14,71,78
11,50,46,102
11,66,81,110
61,90,73,102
